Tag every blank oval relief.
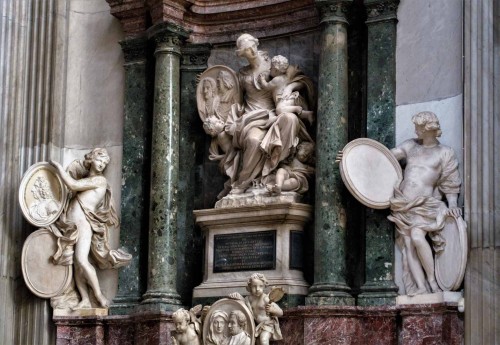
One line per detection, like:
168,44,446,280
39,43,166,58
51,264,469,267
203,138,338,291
340,138,402,209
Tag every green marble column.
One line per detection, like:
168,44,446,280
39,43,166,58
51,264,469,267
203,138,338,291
111,37,151,315
177,44,211,303
141,23,189,311
357,0,399,306
306,0,355,306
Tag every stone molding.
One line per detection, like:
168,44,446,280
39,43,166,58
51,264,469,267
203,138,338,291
365,0,399,23
120,36,148,64
180,44,211,70
316,0,352,24
106,0,319,43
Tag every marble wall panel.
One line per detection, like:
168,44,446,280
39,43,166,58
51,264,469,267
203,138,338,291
396,0,462,105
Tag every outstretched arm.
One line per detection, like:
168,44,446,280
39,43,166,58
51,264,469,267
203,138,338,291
50,160,103,192
445,193,462,217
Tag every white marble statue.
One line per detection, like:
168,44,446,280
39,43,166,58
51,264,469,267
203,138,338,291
387,112,462,295
172,306,203,345
46,148,132,309
229,273,283,345
196,34,316,202
337,111,465,296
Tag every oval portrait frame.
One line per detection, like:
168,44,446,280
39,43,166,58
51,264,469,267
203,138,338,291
435,216,468,291
339,138,403,209
22,229,73,298
202,298,255,345
19,162,67,227
196,65,242,123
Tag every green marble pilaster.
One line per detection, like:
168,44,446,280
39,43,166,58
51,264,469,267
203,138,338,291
141,24,190,311
176,44,211,304
306,0,355,306
111,37,150,315
357,0,399,306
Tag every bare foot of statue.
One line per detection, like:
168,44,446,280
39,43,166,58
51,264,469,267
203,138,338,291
72,299,92,310
407,286,427,297
266,183,281,195
429,280,442,293
95,293,110,308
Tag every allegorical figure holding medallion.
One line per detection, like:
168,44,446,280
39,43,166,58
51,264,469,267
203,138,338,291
47,148,132,309
196,33,316,203
387,111,461,295
337,111,466,296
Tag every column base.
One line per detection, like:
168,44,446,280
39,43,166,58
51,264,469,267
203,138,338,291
306,284,355,306
139,290,183,312
357,282,398,306
110,296,142,315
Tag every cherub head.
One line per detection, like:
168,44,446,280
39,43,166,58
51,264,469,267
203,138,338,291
296,141,315,164
246,273,268,297
228,310,247,336
172,308,191,334
270,55,289,77
203,116,225,137
412,111,442,138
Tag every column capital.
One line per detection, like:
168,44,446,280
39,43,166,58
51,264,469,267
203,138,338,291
120,36,148,64
364,0,399,23
315,0,353,24
148,23,190,56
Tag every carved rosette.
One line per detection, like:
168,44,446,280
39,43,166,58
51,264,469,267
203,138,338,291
316,0,352,24
181,44,211,71
365,0,399,23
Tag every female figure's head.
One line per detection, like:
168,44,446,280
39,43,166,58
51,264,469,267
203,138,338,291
208,309,229,342
236,33,259,60
84,148,110,174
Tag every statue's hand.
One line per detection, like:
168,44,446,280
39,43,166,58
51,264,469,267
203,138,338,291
447,207,462,218
335,150,343,164
49,160,63,172
228,292,244,301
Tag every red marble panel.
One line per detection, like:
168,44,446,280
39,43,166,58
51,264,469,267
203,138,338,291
277,317,304,345
54,316,105,345
106,315,134,345
134,313,175,345
304,315,362,344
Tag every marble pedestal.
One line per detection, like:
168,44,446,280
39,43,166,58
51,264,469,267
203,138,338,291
193,203,312,306
53,303,463,344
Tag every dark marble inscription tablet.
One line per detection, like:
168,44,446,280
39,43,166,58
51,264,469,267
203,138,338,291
213,231,276,273
289,231,304,270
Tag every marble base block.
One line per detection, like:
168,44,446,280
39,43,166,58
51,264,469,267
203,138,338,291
193,203,312,303
396,291,462,305
54,308,109,317
53,304,463,344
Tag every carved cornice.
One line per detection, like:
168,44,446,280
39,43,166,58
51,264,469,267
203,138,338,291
120,36,148,64
107,0,320,44
315,0,353,24
181,44,211,71
364,0,399,23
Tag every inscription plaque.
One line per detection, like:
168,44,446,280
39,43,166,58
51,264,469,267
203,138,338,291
213,231,276,273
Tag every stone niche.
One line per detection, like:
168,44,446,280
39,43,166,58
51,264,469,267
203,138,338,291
193,203,312,306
